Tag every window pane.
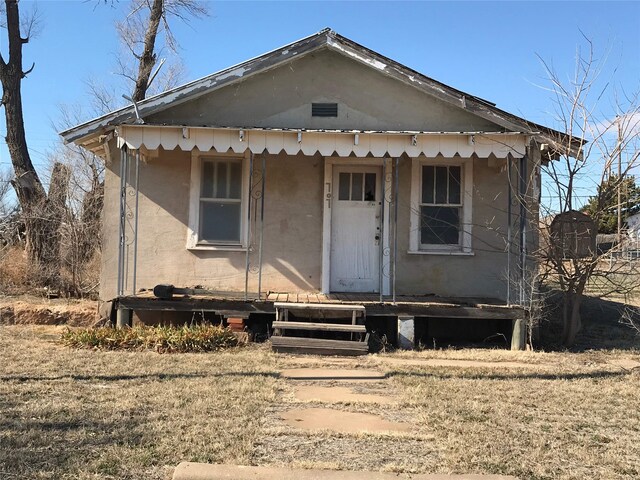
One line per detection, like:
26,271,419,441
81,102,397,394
200,201,241,242
364,173,376,201
449,166,461,204
351,173,363,201
420,206,460,245
229,161,242,199
422,166,434,204
201,161,214,198
215,162,228,198
435,166,448,204
338,173,350,200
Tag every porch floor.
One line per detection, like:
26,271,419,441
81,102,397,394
117,290,524,319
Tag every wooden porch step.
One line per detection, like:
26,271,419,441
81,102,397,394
274,302,365,311
271,336,369,356
272,321,366,333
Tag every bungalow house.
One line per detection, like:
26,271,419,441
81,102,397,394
60,29,577,351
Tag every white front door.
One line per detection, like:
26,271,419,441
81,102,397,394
330,165,382,293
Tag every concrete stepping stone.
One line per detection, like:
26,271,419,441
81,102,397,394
280,368,386,381
609,358,640,370
280,407,409,433
173,463,519,480
294,385,394,404
380,357,540,370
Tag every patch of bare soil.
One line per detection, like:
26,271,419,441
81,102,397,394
0,295,97,326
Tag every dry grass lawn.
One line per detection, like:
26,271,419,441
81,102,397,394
1,325,640,479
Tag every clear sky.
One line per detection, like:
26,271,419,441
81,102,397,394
1,0,639,207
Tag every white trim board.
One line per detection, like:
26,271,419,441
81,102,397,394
322,157,391,295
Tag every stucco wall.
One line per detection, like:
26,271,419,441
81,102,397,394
102,147,534,302
395,156,512,300
148,48,499,133
101,150,324,300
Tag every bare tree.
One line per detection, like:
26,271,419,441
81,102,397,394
115,0,208,101
0,0,71,282
536,38,640,346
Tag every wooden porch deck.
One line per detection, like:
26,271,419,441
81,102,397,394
117,290,524,320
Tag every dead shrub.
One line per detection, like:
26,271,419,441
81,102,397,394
61,325,240,353
0,245,29,294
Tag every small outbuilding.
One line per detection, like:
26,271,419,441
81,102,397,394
549,210,596,258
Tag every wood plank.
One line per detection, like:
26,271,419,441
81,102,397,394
118,297,275,313
272,321,366,333
271,336,369,356
274,302,365,311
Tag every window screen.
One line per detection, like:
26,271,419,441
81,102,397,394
420,165,462,245
199,159,242,243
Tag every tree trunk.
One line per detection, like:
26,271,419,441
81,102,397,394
1,0,70,282
132,0,163,102
562,291,583,347
0,1,46,209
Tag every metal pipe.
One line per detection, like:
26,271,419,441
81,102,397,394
257,155,266,300
507,154,512,306
132,150,140,296
244,153,254,301
117,147,127,297
379,158,386,303
519,154,527,306
393,157,399,304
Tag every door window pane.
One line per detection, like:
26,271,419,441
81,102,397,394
338,173,350,200
351,173,363,201
364,173,376,201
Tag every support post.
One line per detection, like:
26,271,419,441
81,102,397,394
117,147,129,297
507,154,512,306
519,155,528,306
132,150,140,296
393,157,399,304
379,158,386,303
116,308,132,329
397,315,415,349
511,318,526,350
244,153,254,301
257,155,266,300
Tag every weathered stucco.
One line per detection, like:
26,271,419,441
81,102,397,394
102,146,537,302
101,149,324,300
148,48,500,133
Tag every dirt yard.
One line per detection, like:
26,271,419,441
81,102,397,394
1,325,639,480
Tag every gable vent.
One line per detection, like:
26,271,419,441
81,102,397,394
312,103,338,117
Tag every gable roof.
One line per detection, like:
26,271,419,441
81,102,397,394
60,28,579,157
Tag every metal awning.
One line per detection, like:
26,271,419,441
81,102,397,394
105,124,527,159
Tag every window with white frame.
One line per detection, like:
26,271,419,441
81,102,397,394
420,165,462,246
410,158,472,253
197,157,243,244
